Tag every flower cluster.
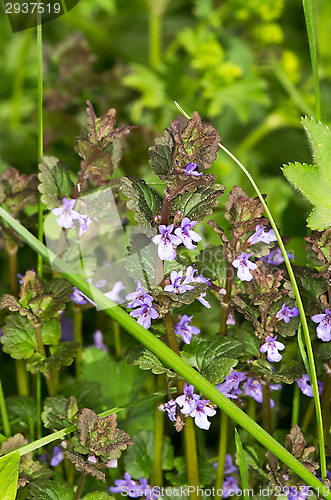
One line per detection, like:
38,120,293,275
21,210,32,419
109,472,159,499
161,383,216,430
126,281,159,329
243,378,281,408
51,197,92,236
165,266,211,308
152,218,201,261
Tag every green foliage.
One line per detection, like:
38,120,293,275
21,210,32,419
124,430,174,479
29,477,74,500
252,359,304,384
127,346,176,378
26,342,79,374
0,451,20,500
283,118,331,230
194,245,228,283
120,176,162,226
148,128,175,176
165,456,216,487
0,168,38,217
38,156,74,210
171,184,225,222
82,493,113,500
41,395,78,431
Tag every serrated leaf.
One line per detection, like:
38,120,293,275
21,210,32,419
1,314,37,359
252,359,304,384
195,245,227,282
120,176,162,226
38,156,74,210
41,395,75,430
283,118,331,230
0,451,20,500
0,168,38,217
75,140,113,180
127,346,176,378
148,128,175,176
162,282,208,306
26,342,79,374
124,430,174,479
171,184,224,222
183,336,243,383
30,476,74,500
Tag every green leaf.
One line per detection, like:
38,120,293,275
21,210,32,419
120,176,162,226
234,325,260,359
82,493,113,500
30,477,74,500
195,245,227,282
38,156,74,210
148,128,175,176
40,319,61,345
124,430,174,479
165,456,216,488
41,395,75,430
0,451,20,500
127,346,176,378
81,348,149,411
162,282,208,306
252,359,304,384
283,118,331,230
75,141,113,180
1,314,37,359
6,396,36,433
26,342,79,374
235,429,249,494
171,184,224,222
183,336,243,383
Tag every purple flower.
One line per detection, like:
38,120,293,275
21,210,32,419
190,399,216,430
276,303,300,324
174,315,200,344
126,281,153,308
260,335,285,362
223,476,239,498
152,224,182,261
164,270,194,294
296,375,313,397
224,454,238,475
262,247,293,266
232,252,257,281
162,400,177,421
109,472,140,497
51,198,92,236
93,330,108,351
244,378,280,408
138,478,160,500
287,486,311,500
216,369,246,399
182,266,211,308
70,278,98,306
105,459,118,468
129,296,159,329
104,281,125,303
174,218,201,250
175,383,200,415
184,162,203,177
226,313,236,325
312,308,331,341
248,224,277,245
50,446,64,466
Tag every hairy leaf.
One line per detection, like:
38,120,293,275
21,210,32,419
120,176,162,226
283,118,331,230
1,314,37,359
30,477,74,500
0,451,20,500
0,168,38,217
148,128,175,176
38,156,74,210
224,186,267,236
171,184,224,223
195,245,228,282
26,342,79,374
41,395,76,430
252,359,304,384
86,100,134,147
75,141,113,180
64,450,106,481
127,346,176,378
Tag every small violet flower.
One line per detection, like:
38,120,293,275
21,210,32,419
243,378,280,408
216,369,246,400
164,270,194,294
174,314,200,344
174,218,201,250
276,303,300,324
50,446,64,466
247,224,277,245
109,472,140,497
190,399,217,431
223,476,240,498
93,330,108,351
162,400,177,422
183,266,211,308
296,374,323,397
104,281,125,303
260,335,285,363
287,486,311,500
51,197,92,236
262,247,294,266
312,308,331,342
232,252,257,282
129,296,159,329
224,454,238,475
175,383,200,415
152,224,181,261
184,162,203,177
126,280,153,308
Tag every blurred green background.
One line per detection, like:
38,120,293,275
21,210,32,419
0,0,331,260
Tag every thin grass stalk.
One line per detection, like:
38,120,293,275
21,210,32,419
302,0,321,121
74,472,86,500
10,30,33,130
0,377,11,438
215,411,228,495
175,101,326,477
152,376,165,486
36,18,44,278
73,304,83,381
113,320,122,358
234,429,250,495
291,381,301,428
1,208,331,498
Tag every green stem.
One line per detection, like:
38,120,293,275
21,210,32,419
36,372,42,442
113,320,122,358
0,378,10,437
291,380,301,428
37,20,44,278
320,363,331,442
302,0,321,121
148,0,167,68
34,323,56,396
215,411,228,495
302,398,315,431
262,382,272,435
73,304,83,381
8,249,18,297
219,259,234,335
1,208,331,499
152,376,165,486
235,429,250,495
10,30,33,130
74,472,86,500
183,417,200,499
